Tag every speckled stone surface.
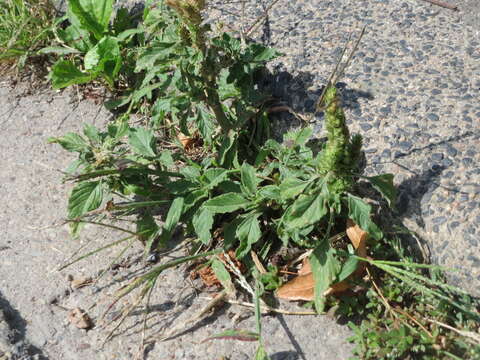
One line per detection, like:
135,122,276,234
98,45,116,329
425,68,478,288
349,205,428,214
207,0,480,294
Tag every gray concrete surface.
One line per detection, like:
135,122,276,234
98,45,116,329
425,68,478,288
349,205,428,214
1,0,479,359
0,82,353,359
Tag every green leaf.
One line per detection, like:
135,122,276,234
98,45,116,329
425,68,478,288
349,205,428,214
202,329,259,343
347,194,383,240
284,127,313,147
254,344,270,360
196,106,215,142
128,127,157,157
217,131,237,167
117,28,144,41
279,177,309,200
310,241,340,313
249,43,280,63
211,258,235,295
38,46,82,55
284,193,328,229
337,255,359,282
235,212,261,259
183,189,208,213
179,165,201,180
57,24,92,52
366,174,396,208
48,132,89,153
258,185,281,202
158,197,184,246
135,43,176,71
49,60,94,89
241,162,259,195
204,193,250,214
83,124,101,144
84,36,121,83
202,168,228,190
223,218,241,249
68,0,113,40
68,181,103,219
192,208,214,245
163,197,184,233
136,213,160,254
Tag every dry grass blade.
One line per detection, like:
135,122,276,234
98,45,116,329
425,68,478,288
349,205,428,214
201,296,317,315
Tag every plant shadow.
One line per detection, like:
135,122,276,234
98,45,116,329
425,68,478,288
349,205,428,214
0,292,48,359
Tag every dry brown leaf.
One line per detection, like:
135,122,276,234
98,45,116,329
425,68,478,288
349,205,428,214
276,272,314,301
346,219,368,258
277,219,369,301
191,250,245,288
68,308,93,330
177,133,195,148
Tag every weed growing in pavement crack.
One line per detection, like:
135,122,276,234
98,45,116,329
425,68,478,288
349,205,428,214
36,0,480,358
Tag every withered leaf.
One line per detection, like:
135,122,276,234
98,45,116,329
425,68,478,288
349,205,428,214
68,308,93,330
277,219,369,301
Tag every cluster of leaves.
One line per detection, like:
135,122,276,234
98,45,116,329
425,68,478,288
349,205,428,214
45,0,480,359
0,0,56,71
341,238,480,360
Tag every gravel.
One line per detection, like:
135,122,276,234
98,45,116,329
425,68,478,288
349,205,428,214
208,0,480,294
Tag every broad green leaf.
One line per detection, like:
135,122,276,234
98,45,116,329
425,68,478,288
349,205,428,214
158,197,184,245
204,193,250,214
48,132,89,153
192,208,214,245
284,193,328,229
366,174,396,208
163,197,184,233
128,127,157,157
202,168,228,190
217,180,242,194
183,189,208,212
235,213,261,259
347,194,383,240
258,185,281,202
284,127,312,147
279,177,309,200
211,258,235,295
83,124,101,144
196,106,215,142
116,28,144,41
217,131,237,167
165,179,196,194
158,151,174,168
223,218,241,249
135,43,176,71
68,0,113,40
337,255,359,282
57,24,92,52
68,181,103,219
180,166,201,181
241,162,259,195
202,329,259,343
49,60,94,89
249,43,280,62
84,36,121,81
310,241,340,313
